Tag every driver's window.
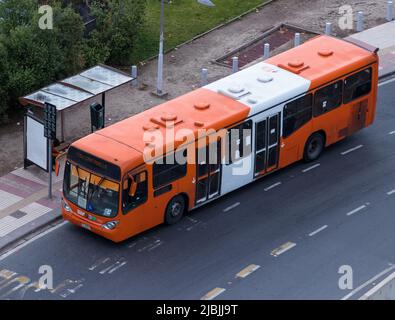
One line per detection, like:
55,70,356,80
122,171,148,214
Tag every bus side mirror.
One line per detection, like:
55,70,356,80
128,174,137,197
55,160,60,176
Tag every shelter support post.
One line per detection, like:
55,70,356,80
60,110,65,142
102,92,106,127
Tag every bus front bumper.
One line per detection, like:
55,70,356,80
62,208,121,243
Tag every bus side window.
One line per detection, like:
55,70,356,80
153,149,187,189
343,68,372,104
283,94,313,138
313,80,343,117
228,120,252,164
122,171,148,213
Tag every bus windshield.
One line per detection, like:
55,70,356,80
63,161,120,218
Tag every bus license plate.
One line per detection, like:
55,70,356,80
81,223,91,231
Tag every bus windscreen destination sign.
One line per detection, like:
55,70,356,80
67,146,121,181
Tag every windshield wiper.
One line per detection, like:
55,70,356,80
87,176,106,205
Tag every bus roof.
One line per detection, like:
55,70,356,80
71,132,142,172
265,35,378,89
204,61,311,116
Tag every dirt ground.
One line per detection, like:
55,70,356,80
0,0,388,176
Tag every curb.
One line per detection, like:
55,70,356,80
0,211,62,256
379,70,395,80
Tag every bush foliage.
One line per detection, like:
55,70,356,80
0,0,147,122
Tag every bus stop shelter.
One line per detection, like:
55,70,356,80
19,64,134,142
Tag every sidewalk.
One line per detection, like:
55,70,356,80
0,163,64,251
1,19,395,253
346,20,395,78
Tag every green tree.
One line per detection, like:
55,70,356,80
0,0,85,121
88,0,147,66
0,40,10,121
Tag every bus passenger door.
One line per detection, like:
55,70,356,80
254,113,280,177
350,99,368,134
195,141,221,205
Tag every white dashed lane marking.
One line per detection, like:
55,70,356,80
302,163,320,173
264,182,282,191
341,145,364,155
387,190,395,195
346,205,367,216
223,202,240,212
308,225,328,237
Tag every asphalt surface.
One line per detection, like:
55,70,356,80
1,78,395,300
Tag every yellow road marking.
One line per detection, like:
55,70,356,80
236,264,260,278
201,287,226,300
271,242,296,257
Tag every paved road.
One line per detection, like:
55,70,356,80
1,78,395,300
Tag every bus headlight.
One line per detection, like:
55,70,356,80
62,200,71,212
102,221,119,230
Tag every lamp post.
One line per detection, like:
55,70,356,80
155,0,215,97
156,0,165,97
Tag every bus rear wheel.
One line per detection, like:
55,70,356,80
303,132,325,162
165,195,185,225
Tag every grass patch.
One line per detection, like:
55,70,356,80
133,0,267,62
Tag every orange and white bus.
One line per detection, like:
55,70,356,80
62,35,379,242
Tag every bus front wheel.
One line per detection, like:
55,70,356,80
165,195,185,225
303,132,325,162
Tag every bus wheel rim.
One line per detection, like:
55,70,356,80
309,139,320,156
171,202,182,217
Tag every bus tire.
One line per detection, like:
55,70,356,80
165,195,185,225
303,132,325,162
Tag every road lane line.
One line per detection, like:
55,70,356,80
271,242,296,257
89,257,110,271
264,182,282,191
223,202,240,212
378,77,395,87
341,264,395,300
308,225,328,237
389,130,395,135
387,190,395,195
302,163,320,173
0,221,67,262
108,261,127,274
236,264,260,279
346,205,367,216
147,241,163,251
341,145,363,155
201,287,226,300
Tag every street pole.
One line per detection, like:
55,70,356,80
155,0,215,96
156,0,165,95
48,138,53,199
44,102,56,200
